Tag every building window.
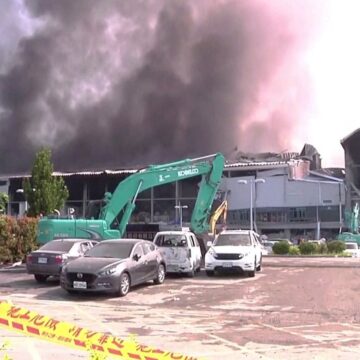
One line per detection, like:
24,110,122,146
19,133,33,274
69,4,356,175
289,207,307,222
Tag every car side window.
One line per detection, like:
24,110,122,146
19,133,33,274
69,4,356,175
80,242,91,253
132,244,144,259
193,236,200,247
142,243,153,255
68,243,81,255
189,236,195,247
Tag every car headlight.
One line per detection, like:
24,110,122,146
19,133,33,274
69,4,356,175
99,266,118,277
239,252,251,259
208,248,217,258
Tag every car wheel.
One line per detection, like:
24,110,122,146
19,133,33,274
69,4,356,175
118,272,130,297
34,274,48,283
206,270,214,277
256,256,262,271
248,258,256,277
66,289,76,295
187,269,195,278
154,264,165,285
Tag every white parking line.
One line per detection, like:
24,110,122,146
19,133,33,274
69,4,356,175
26,338,42,360
159,312,275,360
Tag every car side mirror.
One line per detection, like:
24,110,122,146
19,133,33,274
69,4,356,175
133,254,141,261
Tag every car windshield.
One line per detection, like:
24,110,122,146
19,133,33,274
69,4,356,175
155,235,187,247
39,241,75,252
215,234,251,246
346,243,357,250
84,242,134,259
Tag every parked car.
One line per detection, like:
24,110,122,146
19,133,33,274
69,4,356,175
60,239,166,296
261,241,276,255
153,231,202,277
344,242,360,258
26,238,98,282
205,230,262,277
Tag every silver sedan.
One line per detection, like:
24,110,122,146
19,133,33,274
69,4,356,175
26,238,98,282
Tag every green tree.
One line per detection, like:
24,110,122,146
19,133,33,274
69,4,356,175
0,193,8,214
22,148,69,217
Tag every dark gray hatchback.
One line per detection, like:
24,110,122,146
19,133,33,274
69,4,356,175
60,239,166,297
26,238,98,282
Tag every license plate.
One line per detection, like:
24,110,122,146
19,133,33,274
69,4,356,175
38,257,47,264
222,262,233,268
73,281,87,289
168,265,179,271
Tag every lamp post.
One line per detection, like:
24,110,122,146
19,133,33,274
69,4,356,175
238,179,266,232
175,203,188,229
16,188,28,215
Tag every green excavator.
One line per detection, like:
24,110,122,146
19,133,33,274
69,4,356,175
337,203,360,244
37,153,225,244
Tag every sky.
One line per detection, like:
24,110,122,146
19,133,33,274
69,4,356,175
0,0,359,173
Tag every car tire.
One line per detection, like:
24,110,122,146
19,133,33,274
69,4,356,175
34,274,48,283
248,258,256,277
154,264,165,285
187,269,195,278
66,289,76,295
206,270,214,277
256,256,262,271
118,272,130,297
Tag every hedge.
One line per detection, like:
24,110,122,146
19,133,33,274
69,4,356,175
272,241,290,255
327,240,346,254
0,216,39,263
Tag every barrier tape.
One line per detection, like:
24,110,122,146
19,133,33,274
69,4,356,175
0,301,202,360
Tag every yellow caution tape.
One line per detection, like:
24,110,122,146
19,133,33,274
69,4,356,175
0,300,202,360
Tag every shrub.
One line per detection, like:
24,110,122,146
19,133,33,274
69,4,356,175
318,243,328,254
272,241,290,255
299,242,317,255
288,246,300,255
327,240,346,254
0,216,39,263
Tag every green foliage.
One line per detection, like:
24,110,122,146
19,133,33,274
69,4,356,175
0,341,12,360
23,148,69,217
299,242,317,255
318,243,328,254
327,240,346,254
288,245,300,255
0,216,38,263
272,241,290,255
0,193,8,214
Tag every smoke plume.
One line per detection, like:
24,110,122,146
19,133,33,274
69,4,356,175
0,0,324,173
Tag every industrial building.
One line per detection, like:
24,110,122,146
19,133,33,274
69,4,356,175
2,143,346,241
341,128,360,212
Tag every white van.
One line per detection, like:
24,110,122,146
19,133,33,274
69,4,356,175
153,231,202,277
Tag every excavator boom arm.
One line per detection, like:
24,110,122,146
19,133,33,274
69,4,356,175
100,153,225,237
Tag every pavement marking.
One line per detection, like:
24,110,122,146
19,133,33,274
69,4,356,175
26,338,42,360
159,311,275,360
72,303,117,335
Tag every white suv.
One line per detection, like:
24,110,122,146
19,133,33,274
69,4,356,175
205,230,262,277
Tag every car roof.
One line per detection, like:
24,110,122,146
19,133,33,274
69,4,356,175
50,238,96,243
218,230,255,235
99,238,147,245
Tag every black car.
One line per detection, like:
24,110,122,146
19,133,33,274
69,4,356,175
60,239,166,296
26,238,98,282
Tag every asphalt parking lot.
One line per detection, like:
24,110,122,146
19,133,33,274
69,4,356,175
2,257,360,359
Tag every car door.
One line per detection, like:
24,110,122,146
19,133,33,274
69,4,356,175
129,244,146,285
191,235,202,269
253,234,262,266
141,242,157,280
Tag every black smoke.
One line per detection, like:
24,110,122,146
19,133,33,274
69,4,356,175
0,0,319,173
